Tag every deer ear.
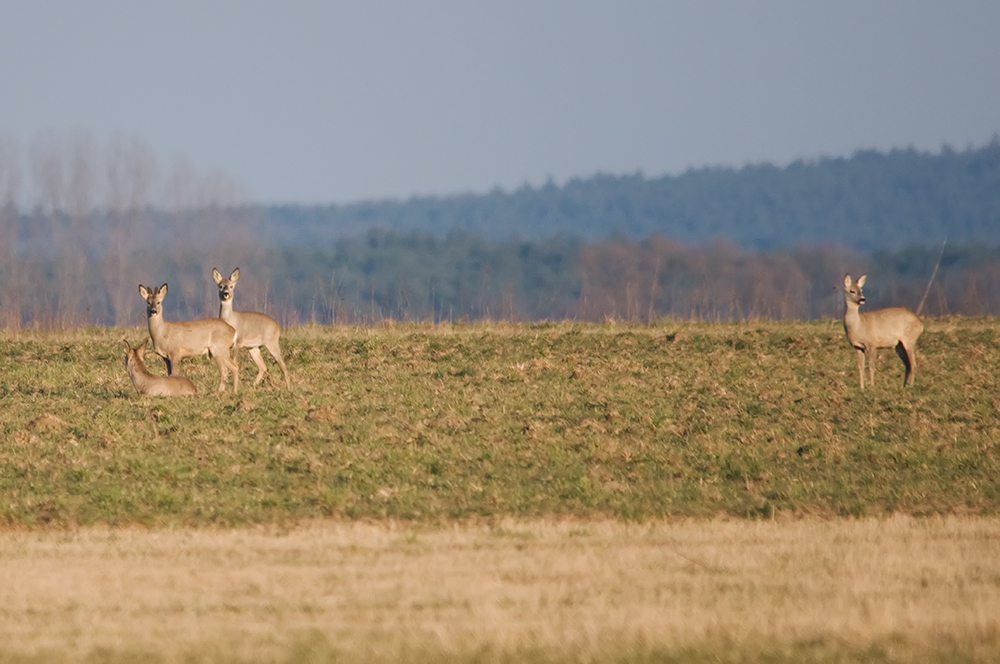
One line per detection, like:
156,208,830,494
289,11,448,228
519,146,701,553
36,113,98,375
231,268,240,282
158,283,168,297
213,268,223,284
123,338,131,352
139,285,149,298
857,275,866,287
843,275,852,288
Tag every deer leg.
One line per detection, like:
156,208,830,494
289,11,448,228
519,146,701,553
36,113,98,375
248,346,268,385
227,353,239,393
906,343,917,386
865,347,877,388
856,348,866,389
216,356,228,392
897,341,916,387
265,340,290,388
209,350,237,393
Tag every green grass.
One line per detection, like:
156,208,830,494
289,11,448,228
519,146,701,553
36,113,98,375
1,318,999,526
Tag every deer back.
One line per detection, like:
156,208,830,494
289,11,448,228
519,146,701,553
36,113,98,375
843,274,923,349
124,339,198,396
856,307,923,348
226,310,280,348
156,318,238,360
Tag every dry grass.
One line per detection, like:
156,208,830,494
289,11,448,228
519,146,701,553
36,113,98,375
1,517,999,663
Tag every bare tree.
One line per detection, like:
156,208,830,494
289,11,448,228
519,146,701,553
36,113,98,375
31,131,65,217
189,170,260,319
164,157,195,209
65,130,100,323
28,132,73,326
0,136,23,329
162,157,203,318
104,135,159,326
67,130,98,226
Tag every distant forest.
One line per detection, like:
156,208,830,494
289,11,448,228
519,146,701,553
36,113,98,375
265,137,1000,250
1,135,999,328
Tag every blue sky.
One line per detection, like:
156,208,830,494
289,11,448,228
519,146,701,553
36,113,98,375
2,1,999,206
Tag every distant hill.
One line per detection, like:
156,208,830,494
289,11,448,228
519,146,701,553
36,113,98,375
264,137,1000,251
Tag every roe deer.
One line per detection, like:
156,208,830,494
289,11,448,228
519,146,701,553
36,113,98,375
843,274,923,389
212,267,290,387
138,283,240,392
124,338,198,396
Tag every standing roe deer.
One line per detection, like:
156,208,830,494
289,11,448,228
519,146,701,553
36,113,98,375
124,338,198,396
843,274,923,389
212,267,290,387
139,283,240,392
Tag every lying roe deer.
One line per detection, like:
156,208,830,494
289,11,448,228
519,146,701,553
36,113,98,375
138,283,240,392
124,338,198,396
843,274,923,389
212,267,290,387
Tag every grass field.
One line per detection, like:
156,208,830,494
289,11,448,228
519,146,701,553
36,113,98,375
1,318,1000,661
2,318,999,525
2,517,999,663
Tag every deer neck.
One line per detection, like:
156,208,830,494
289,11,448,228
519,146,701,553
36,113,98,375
127,358,154,390
219,297,235,323
843,298,865,336
147,310,168,345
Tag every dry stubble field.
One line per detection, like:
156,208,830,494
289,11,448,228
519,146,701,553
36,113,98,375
2,518,1000,663
2,319,1000,662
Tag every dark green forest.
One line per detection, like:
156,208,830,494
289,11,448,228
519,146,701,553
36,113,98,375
264,137,1000,250
1,138,999,327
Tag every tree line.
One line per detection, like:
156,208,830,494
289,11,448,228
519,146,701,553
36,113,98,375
268,233,999,324
4,210,1000,328
2,131,1000,328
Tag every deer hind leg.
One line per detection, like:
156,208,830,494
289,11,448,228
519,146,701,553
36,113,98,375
227,352,239,392
248,346,268,385
264,340,290,388
896,341,916,387
211,349,240,393
213,353,228,392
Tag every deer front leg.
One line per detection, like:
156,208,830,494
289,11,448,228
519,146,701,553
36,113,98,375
856,348,866,390
866,347,877,388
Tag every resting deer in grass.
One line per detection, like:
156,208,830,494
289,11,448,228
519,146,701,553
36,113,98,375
124,338,198,396
138,283,239,392
843,274,923,389
212,267,290,388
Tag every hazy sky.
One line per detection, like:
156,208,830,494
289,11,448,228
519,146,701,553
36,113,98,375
2,1,999,206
